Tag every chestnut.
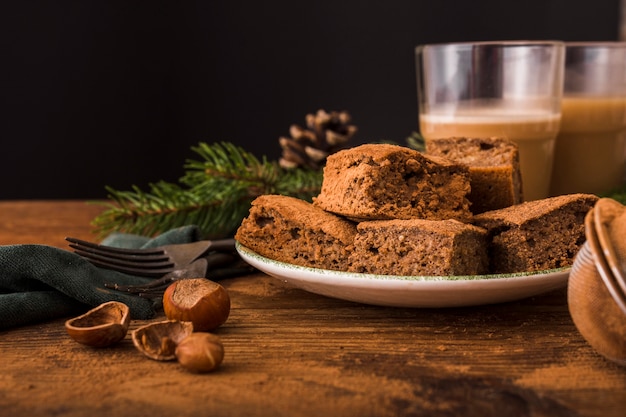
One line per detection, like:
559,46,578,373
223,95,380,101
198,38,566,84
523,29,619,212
175,332,224,373
162,278,230,331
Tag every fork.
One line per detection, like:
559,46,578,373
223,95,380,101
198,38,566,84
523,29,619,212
102,255,256,298
65,236,237,277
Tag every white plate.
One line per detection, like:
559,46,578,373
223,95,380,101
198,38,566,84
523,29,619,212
236,243,570,308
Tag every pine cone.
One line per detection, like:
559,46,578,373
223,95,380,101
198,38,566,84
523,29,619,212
279,109,357,169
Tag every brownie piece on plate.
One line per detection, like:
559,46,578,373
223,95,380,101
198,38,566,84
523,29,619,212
235,194,356,271
348,218,488,276
313,143,472,222
472,193,598,273
425,137,523,214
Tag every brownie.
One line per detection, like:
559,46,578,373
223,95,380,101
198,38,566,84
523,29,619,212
425,137,523,214
313,143,472,222
347,218,489,276
235,194,357,271
472,193,599,273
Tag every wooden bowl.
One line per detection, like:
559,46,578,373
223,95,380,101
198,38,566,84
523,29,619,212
593,198,626,310
568,207,626,366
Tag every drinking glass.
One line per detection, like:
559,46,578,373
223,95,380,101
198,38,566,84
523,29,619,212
416,41,565,201
549,42,626,196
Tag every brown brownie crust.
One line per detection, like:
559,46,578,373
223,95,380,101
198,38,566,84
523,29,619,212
348,218,488,276
425,137,523,214
235,194,357,271
472,193,599,273
313,144,472,222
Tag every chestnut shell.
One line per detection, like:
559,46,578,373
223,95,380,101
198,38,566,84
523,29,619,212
65,301,131,347
131,320,194,361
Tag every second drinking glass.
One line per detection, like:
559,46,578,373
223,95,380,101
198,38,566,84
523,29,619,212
550,42,626,196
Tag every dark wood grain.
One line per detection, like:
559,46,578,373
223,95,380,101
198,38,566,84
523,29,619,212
0,201,624,417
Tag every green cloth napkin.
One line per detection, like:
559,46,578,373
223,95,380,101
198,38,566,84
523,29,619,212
0,226,203,330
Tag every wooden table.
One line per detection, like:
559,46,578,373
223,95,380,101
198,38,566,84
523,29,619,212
0,200,624,417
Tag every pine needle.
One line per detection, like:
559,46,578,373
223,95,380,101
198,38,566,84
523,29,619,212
92,141,323,239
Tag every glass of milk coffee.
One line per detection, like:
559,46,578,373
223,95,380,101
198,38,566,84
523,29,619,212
416,41,565,201
549,42,626,196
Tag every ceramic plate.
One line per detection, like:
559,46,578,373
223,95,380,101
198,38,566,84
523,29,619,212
236,243,570,308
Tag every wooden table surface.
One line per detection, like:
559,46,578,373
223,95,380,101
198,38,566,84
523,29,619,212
0,200,625,417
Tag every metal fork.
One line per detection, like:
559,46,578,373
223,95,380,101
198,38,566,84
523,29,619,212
102,255,256,298
65,236,237,277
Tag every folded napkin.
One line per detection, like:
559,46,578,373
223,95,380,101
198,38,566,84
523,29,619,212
0,225,203,330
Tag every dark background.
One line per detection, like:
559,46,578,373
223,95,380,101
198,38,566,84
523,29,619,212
0,0,621,199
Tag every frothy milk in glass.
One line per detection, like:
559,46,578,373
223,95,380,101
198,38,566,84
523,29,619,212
416,41,565,201
420,103,561,202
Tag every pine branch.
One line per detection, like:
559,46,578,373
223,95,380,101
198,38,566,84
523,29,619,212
92,142,323,239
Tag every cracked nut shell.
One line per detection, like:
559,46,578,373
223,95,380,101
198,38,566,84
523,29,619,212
131,320,194,361
65,301,131,347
